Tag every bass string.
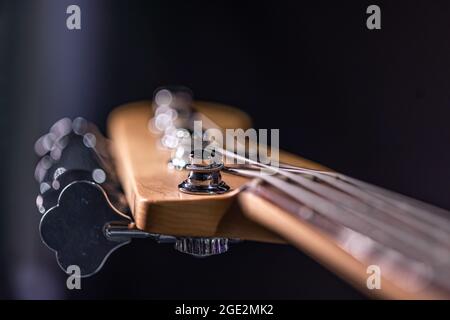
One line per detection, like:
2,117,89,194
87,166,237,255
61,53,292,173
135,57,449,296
192,111,450,291
219,148,450,265
228,166,446,266
223,148,450,236
250,182,440,293
277,164,450,233
274,166,450,245
227,166,450,292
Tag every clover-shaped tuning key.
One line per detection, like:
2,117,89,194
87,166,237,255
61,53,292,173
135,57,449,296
39,180,133,277
35,118,138,277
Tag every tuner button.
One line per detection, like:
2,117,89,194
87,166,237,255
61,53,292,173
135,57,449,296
174,237,229,257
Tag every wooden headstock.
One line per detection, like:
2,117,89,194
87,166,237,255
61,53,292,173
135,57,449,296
107,100,325,243
107,100,450,300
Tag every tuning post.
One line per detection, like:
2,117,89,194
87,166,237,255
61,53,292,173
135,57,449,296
178,149,230,195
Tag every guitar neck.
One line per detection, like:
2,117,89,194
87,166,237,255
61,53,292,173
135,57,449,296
238,184,448,300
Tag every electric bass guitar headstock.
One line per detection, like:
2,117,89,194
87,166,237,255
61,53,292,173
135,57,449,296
36,87,450,299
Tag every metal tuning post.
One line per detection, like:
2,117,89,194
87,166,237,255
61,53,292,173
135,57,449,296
149,87,231,195
176,146,233,258
148,86,198,170
178,149,230,195
149,86,235,257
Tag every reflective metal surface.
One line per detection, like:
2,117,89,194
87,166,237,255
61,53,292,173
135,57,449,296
178,150,230,195
35,119,133,277
36,89,256,276
34,117,128,215
174,237,229,257
40,181,131,277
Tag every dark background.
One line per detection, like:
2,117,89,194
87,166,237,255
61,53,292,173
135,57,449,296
1,0,450,299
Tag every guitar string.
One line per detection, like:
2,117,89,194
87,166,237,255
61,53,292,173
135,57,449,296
237,163,450,243
225,166,450,292
226,166,449,266
194,111,450,252
193,111,450,250
277,164,450,232
177,110,450,291
247,182,439,293
222,149,450,235
219,149,450,264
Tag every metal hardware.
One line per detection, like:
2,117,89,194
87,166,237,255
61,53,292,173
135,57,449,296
178,149,230,195
34,118,128,215
174,237,229,257
175,147,233,257
40,180,132,277
105,221,176,243
150,87,235,257
37,91,239,277
150,86,195,148
167,128,194,170
35,118,179,277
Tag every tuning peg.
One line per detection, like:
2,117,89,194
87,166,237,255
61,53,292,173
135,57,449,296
40,180,132,277
174,237,230,257
36,118,134,276
178,148,230,195
36,116,238,275
34,118,126,214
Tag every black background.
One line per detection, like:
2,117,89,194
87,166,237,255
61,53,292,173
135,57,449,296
1,0,450,299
